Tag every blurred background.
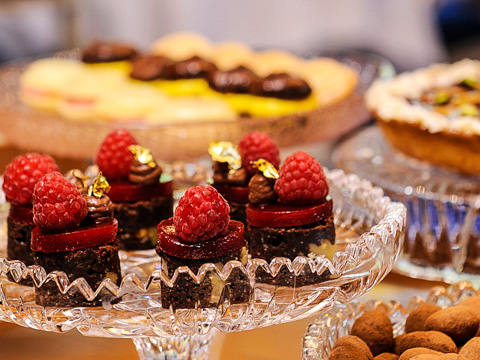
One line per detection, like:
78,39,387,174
0,0,479,71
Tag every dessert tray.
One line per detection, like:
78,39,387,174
333,126,480,283
302,282,479,359
0,168,405,359
0,51,393,162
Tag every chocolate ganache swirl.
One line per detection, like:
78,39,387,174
85,173,113,224
128,145,162,185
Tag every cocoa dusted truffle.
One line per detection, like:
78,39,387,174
328,347,371,360
162,56,217,80
81,40,137,63
398,348,443,360
332,335,373,359
129,54,172,81
458,337,480,358
351,309,394,356
207,66,259,94
250,73,312,100
374,354,398,360
406,304,442,333
397,331,457,354
424,306,479,345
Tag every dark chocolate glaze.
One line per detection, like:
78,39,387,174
206,66,259,94
161,56,217,80
250,73,312,100
81,40,137,63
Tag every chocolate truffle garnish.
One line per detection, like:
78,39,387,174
351,309,394,356
250,73,312,100
130,54,172,81
209,141,247,185
128,145,162,185
207,66,259,93
162,56,217,80
81,40,137,63
85,172,113,224
248,159,278,205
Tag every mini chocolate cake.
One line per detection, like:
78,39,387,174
2,153,60,284
95,130,173,251
31,172,122,307
209,132,280,225
246,153,336,286
156,185,250,310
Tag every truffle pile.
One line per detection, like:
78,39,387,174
328,296,480,360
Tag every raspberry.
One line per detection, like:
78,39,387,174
274,151,328,205
2,153,59,206
238,132,280,176
173,185,230,243
95,129,137,181
32,172,88,231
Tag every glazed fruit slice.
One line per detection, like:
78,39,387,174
31,219,118,253
8,205,35,225
108,180,173,202
157,219,245,259
246,199,333,228
212,182,249,204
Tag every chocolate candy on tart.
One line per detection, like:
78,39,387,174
2,153,60,284
129,54,172,81
246,152,335,286
250,73,312,100
31,172,122,307
95,130,173,250
206,66,259,94
209,132,280,225
156,185,250,310
81,40,138,64
161,56,217,80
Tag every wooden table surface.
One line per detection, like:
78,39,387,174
0,143,448,359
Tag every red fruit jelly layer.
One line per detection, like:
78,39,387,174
212,182,249,204
31,219,118,253
246,199,333,228
108,180,173,203
157,219,245,260
9,204,35,225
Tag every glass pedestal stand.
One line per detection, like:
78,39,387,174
0,169,406,360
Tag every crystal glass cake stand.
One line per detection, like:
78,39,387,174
303,282,479,359
333,126,480,283
0,51,393,162
0,169,405,360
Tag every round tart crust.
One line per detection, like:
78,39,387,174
367,59,480,175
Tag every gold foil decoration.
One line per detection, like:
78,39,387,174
88,172,111,198
251,159,279,179
128,144,157,168
208,141,242,172
66,169,89,188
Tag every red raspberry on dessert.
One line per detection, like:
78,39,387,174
31,172,122,307
274,151,328,205
173,185,230,243
238,132,280,176
94,129,173,250
3,153,59,206
94,129,137,180
32,171,88,231
156,185,249,309
246,151,335,287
